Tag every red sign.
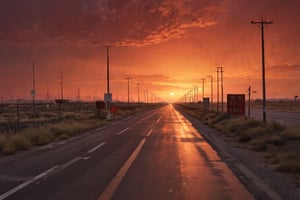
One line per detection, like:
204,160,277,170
227,94,245,115
110,105,118,113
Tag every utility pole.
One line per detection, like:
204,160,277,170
106,46,110,109
105,46,112,119
221,67,224,112
207,75,213,110
216,67,224,112
46,90,50,102
193,85,197,103
106,46,110,95
216,67,220,111
77,88,80,103
248,86,251,117
60,72,64,100
251,19,272,122
125,77,132,104
31,62,36,127
201,78,205,100
216,70,219,111
146,90,149,104
137,82,140,104
195,85,198,103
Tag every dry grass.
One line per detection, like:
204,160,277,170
0,134,5,151
277,152,300,173
0,103,157,155
0,120,107,155
23,127,51,145
281,127,300,140
250,134,284,151
265,149,300,173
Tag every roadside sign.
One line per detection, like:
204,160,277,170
111,105,118,113
227,94,245,115
203,97,210,110
104,93,112,103
31,89,36,97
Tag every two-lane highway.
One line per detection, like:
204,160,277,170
0,105,254,200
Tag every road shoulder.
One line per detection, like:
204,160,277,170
176,107,299,200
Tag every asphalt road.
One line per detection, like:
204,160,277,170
250,108,300,127
0,104,254,200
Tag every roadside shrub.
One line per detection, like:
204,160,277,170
276,152,300,173
281,127,300,140
212,112,230,124
230,118,264,134
250,134,284,151
212,121,227,133
2,140,15,154
10,134,32,151
0,134,6,150
50,123,71,137
202,112,219,125
238,126,267,142
23,127,51,146
266,121,286,134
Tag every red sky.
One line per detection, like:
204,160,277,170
0,0,299,102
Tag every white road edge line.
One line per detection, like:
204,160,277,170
59,157,82,171
98,138,147,200
156,114,163,123
88,142,106,154
146,129,153,137
0,166,59,200
116,128,129,135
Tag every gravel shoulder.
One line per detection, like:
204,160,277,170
176,107,300,200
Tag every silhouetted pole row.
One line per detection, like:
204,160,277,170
251,20,273,123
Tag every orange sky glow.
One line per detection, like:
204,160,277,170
0,0,299,103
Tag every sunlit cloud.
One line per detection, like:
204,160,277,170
0,0,223,47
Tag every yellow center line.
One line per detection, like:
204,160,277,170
98,138,147,200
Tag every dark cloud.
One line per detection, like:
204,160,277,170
266,64,300,78
0,0,223,46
